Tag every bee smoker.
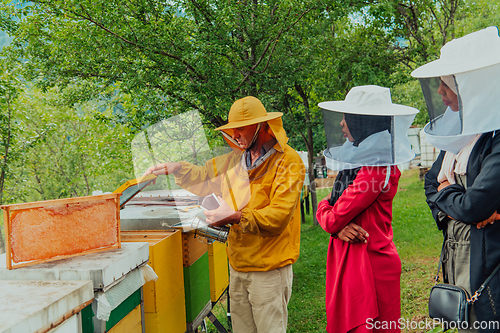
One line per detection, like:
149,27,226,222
172,217,229,243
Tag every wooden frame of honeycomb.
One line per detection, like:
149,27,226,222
1,193,121,269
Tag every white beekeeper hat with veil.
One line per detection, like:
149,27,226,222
411,26,500,154
319,85,419,173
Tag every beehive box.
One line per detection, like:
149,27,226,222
121,230,186,333
78,291,143,333
99,289,142,332
0,280,94,333
0,242,150,333
208,241,229,303
108,305,142,333
1,193,121,269
120,227,211,332
184,252,211,329
144,288,186,333
182,232,208,266
181,232,211,330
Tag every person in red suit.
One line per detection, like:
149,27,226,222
316,85,419,332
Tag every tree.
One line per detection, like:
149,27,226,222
0,60,23,253
9,88,135,201
455,0,500,35
4,0,319,129
1,0,334,226
3,0,496,230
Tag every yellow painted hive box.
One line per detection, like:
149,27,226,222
182,232,208,267
107,305,142,333
1,193,121,269
144,289,186,333
208,241,229,303
121,230,186,333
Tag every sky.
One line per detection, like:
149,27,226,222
0,29,13,49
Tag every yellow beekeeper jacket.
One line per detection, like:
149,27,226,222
173,117,305,272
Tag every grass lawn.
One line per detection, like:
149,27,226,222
207,168,446,333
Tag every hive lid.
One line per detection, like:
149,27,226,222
0,280,93,333
0,242,149,291
113,174,157,209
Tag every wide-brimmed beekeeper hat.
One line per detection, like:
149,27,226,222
216,96,283,131
412,26,500,78
216,96,288,151
319,85,418,171
319,85,418,116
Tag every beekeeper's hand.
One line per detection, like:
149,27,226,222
143,162,181,177
476,211,500,229
204,196,241,227
336,222,369,244
437,180,451,191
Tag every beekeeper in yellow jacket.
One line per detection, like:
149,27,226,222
145,96,305,332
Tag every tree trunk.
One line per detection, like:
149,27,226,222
294,84,319,225
307,144,318,225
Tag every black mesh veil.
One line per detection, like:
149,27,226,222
322,109,399,167
344,114,392,147
418,76,462,134
322,109,344,149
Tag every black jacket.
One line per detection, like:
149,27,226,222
425,131,500,331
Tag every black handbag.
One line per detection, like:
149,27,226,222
428,283,470,323
428,243,500,324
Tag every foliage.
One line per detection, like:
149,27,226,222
0,59,22,205
2,0,327,129
456,0,500,34
0,0,498,207
391,78,429,127
0,59,23,253
4,86,135,203
367,0,464,69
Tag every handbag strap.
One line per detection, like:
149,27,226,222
469,262,500,303
433,238,446,284
435,238,500,304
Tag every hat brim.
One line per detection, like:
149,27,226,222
215,112,283,131
411,56,500,78
318,101,419,116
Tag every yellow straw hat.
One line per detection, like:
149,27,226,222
216,96,283,131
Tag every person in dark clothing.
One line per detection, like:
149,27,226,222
413,26,500,332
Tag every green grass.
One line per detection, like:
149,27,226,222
393,170,443,327
204,169,450,332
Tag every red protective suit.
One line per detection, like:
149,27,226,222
316,166,402,333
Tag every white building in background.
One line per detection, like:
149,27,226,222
400,127,441,171
398,127,423,171
298,151,310,186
